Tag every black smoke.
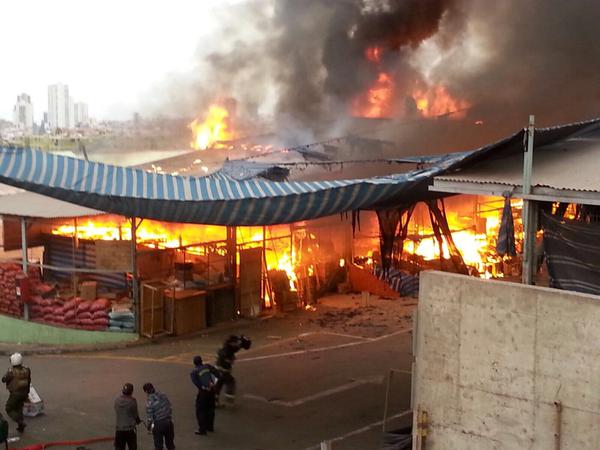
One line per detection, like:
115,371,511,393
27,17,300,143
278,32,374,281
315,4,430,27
149,0,600,152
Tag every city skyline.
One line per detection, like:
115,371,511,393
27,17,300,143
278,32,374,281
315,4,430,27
0,0,245,122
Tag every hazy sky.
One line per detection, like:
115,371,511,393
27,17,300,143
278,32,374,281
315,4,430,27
0,0,247,122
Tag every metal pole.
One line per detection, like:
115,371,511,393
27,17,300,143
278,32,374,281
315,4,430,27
131,218,139,333
20,217,29,321
522,115,536,285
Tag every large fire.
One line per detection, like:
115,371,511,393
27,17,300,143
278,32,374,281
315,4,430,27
352,45,470,120
412,84,470,119
189,104,235,150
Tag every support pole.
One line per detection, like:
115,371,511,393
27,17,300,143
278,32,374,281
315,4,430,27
130,218,139,333
522,115,536,285
20,217,29,321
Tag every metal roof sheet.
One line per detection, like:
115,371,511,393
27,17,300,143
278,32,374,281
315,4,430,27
0,189,101,218
436,124,600,193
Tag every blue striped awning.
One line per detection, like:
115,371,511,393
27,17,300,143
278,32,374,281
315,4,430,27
0,147,470,225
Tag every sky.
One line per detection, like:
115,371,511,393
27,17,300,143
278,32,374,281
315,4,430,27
0,0,246,122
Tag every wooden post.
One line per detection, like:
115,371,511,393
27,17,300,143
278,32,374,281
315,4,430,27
20,217,29,321
522,115,536,284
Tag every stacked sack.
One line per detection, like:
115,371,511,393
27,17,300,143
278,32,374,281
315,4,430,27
109,310,135,332
30,296,112,331
0,263,23,317
76,298,111,331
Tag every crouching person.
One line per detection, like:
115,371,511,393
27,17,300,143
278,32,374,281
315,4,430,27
143,383,175,450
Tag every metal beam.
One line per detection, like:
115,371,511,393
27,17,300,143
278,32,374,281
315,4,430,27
20,217,29,320
430,180,600,206
522,115,536,285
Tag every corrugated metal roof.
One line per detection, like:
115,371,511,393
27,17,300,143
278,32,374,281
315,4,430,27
436,122,600,193
0,189,101,218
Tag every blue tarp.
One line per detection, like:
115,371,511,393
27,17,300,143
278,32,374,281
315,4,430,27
0,147,471,225
0,118,596,225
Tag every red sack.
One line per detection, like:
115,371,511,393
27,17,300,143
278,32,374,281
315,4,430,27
78,311,93,321
77,301,92,313
63,297,81,311
92,310,108,320
93,317,109,327
91,298,111,312
64,310,76,322
78,318,94,326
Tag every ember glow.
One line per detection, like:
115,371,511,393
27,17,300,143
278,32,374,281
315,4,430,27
189,104,235,150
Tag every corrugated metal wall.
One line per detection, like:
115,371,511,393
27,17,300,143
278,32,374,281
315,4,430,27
43,234,128,291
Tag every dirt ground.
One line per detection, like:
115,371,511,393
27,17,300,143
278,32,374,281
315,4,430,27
288,293,417,338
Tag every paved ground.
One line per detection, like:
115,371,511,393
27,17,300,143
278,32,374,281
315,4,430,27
3,295,415,449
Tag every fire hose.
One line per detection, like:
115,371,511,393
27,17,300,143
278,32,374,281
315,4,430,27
8,435,113,450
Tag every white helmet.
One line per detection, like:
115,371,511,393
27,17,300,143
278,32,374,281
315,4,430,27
9,353,23,367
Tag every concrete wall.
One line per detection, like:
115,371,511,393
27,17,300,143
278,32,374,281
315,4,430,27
0,314,137,346
413,271,600,450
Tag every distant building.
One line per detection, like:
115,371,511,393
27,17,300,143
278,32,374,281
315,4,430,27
68,96,75,129
74,102,89,126
12,93,34,131
48,83,70,130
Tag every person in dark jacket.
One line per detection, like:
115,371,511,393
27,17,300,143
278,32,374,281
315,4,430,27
2,353,30,433
143,383,175,450
214,335,251,405
114,383,141,450
190,356,220,436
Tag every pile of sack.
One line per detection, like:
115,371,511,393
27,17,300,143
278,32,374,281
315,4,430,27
30,297,112,331
0,263,22,316
108,310,135,332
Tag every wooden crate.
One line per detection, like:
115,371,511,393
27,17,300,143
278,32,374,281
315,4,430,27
164,289,207,336
140,281,166,338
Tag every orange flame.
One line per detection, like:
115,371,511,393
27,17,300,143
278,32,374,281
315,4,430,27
365,46,382,64
189,104,235,150
352,72,395,118
412,85,470,119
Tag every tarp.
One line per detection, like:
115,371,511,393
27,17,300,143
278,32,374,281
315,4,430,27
496,197,516,256
542,211,600,295
0,147,471,225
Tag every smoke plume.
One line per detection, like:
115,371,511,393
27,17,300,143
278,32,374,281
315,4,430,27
148,0,600,151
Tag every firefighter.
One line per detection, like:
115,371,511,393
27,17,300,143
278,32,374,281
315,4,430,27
190,356,220,436
1,353,30,433
214,335,251,405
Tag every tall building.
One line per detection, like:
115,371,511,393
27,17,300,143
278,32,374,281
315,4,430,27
12,94,34,131
73,102,89,126
48,83,70,130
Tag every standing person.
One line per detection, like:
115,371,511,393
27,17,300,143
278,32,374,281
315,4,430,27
142,383,175,450
114,383,141,450
1,353,30,433
190,356,220,436
214,335,251,405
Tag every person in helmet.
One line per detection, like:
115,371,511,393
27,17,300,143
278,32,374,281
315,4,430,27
114,382,141,450
1,353,30,433
214,335,251,405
